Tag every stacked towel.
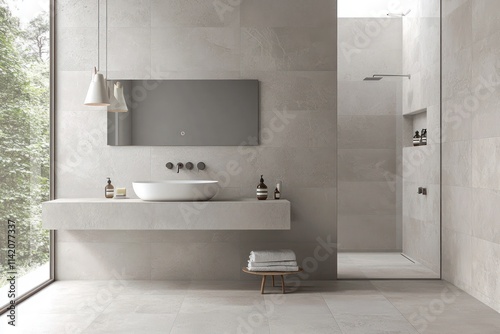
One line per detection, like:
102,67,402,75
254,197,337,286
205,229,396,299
247,249,299,272
249,249,296,262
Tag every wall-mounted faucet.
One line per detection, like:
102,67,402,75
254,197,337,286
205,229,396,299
176,162,184,173
166,161,206,173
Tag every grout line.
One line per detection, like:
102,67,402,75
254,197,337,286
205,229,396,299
168,294,186,334
378,289,423,333
370,279,446,334
77,292,116,334
320,294,347,334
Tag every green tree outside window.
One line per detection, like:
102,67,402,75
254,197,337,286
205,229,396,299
0,0,50,287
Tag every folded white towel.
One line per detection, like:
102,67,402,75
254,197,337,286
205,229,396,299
248,260,298,267
246,266,299,272
249,249,296,263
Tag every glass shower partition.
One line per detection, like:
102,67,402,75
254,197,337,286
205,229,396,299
337,0,441,279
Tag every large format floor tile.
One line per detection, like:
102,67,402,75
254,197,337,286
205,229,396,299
1,280,500,333
335,314,419,334
268,314,342,334
170,310,271,334
324,294,401,316
83,313,177,334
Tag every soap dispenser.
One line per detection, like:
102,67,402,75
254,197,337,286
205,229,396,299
256,175,268,200
274,181,282,200
105,177,114,199
413,131,421,146
420,129,427,146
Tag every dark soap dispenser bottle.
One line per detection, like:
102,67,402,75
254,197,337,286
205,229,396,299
274,187,281,200
413,131,420,146
256,175,268,200
274,181,282,199
105,177,114,199
420,129,427,145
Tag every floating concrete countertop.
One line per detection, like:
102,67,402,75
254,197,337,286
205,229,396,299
42,198,291,230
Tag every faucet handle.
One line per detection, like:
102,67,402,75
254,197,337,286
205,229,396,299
197,162,206,171
185,162,194,170
166,162,174,169
176,162,184,173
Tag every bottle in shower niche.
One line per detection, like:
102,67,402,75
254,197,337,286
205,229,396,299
105,177,114,199
413,131,421,146
256,175,268,200
420,129,427,146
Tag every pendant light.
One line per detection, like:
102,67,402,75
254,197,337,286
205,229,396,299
84,0,110,106
108,81,128,112
84,67,109,106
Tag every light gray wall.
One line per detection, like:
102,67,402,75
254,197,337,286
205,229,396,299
442,0,500,313
337,18,402,251
55,0,337,280
401,2,441,274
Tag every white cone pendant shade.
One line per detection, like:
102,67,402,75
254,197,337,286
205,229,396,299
84,67,110,106
107,81,128,112
107,83,119,110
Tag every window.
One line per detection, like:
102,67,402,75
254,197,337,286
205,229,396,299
0,0,52,311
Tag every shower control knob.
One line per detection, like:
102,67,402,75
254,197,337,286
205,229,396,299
186,162,194,170
166,162,174,169
417,187,427,195
197,162,206,171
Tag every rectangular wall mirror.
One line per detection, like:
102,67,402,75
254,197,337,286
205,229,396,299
107,80,259,146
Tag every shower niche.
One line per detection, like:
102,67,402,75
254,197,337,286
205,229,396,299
403,108,436,148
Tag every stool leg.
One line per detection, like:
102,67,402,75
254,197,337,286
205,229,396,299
260,275,267,294
281,275,285,294
272,275,275,287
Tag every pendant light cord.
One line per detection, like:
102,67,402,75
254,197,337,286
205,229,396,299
105,0,108,79
97,0,100,71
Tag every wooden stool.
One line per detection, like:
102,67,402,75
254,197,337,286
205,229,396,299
242,268,304,294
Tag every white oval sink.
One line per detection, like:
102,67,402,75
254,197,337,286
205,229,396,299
132,180,219,201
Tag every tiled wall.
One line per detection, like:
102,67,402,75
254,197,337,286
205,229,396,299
401,2,441,274
337,18,402,251
55,0,337,280
442,0,500,313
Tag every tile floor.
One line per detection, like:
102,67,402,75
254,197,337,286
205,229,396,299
338,252,440,279
1,280,499,333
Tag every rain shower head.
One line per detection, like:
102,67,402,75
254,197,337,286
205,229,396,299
363,74,411,81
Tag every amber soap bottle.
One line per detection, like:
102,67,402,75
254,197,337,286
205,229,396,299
105,177,114,198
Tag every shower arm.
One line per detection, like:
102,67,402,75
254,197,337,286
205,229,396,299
372,74,411,79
